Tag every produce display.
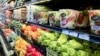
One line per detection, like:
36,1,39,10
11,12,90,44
8,8,100,55
21,24,45,40
26,6,100,35
10,20,23,30
15,37,43,56
20,23,100,56
9,4,100,35
1,0,100,56
3,28,43,56
3,29,17,43
38,31,100,56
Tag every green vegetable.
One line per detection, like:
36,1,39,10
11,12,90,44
38,35,45,43
49,41,57,51
54,32,60,38
68,39,84,49
42,39,51,46
82,40,90,49
61,45,68,52
44,32,57,40
56,46,61,53
94,50,100,56
8,32,18,41
91,43,98,49
84,49,92,55
10,20,22,30
77,50,89,56
59,52,69,56
98,46,100,50
76,39,83,43
90,54,95,56
67,48,76,56
57,34,68,46
97,54,100,56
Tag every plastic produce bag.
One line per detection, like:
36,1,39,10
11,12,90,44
88,10,100,35
59,9,79,29
48,11,60,27
77,10,89,27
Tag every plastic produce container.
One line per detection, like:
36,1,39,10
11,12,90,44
59,9,79,29
35,11,48,24
77,10,89,27
30,5,51,24
48,11,60,27
88,10,100,35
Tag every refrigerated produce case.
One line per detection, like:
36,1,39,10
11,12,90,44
0,0,100,56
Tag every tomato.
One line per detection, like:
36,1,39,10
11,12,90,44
31,25,37,32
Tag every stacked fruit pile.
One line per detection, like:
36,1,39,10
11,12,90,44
21,24,100,56
37,31,100,56
10,20,23,30
15,37,43,56
3,28,18,47
39,31,100,56
3,28,43,56
21,24,47,40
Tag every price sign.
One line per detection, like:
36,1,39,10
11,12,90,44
79,33,90,41
62,29,69,35
69,31,78,37
46,48,57,56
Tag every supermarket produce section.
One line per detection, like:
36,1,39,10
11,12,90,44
0,0,100,56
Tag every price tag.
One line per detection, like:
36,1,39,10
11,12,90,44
79,33,90,41
46,48,57,56
69,31,78,37
62,29,69,35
